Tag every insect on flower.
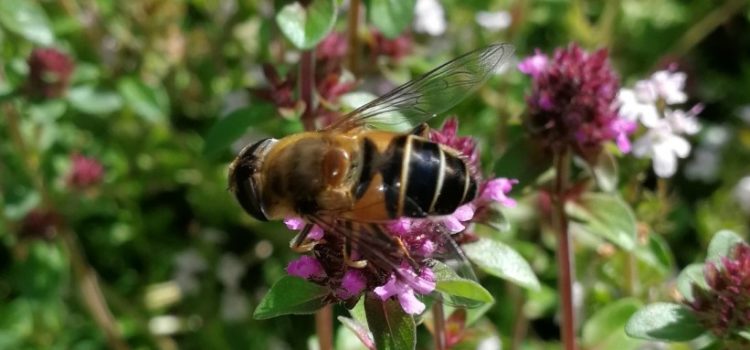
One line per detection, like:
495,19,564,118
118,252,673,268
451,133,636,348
228,44,514,310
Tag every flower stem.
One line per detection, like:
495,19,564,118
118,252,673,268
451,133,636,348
300,49,316,131
553,148,577,350
347,0,361,75
315,304,334,350
3,102,128,350
432,301,446,350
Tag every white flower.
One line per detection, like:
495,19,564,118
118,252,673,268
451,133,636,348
475,11,511,32
649,70,687,105
664,108,700,135
217,254,246,289
618,88,660,127
413,0,446,36
734,177,750,214
632,120,691,178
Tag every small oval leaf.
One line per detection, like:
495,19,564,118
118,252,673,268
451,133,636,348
582,298,644,349
0,0,54,45
117,77,169,124
675,264,706,302
707,230,744,261
463,238,540,290
203,103,275,158
566,193,637,251
625,303,704,342
367,0,416,38
253,276,329,320
276,0,337,49
431,261,494,303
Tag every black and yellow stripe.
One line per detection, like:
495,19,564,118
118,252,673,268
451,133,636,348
361,134,477,219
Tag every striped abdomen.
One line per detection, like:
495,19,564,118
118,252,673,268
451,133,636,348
354,134,477,220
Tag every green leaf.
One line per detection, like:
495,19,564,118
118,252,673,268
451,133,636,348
202,103,276,158
582,298,644,350
12,242,66,300
275,0,337,49
253,276,330,319
590,150,618,192
0,0,54,45
493,129,551,191
463,238,540,290
337,316,374,350
431,261,494,303
364,296,416,350
67,86,123,115
567,193,637,251
117,77,169,124
625,303,704,342
676,264,706,302
367,0,416,38
707,230,744,261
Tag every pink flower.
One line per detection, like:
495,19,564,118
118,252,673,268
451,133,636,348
286,256,326,280
521,44,633,161
284,217,324,240
480,178,518,207
18,208,61,240
67,153,104,189
26,48,74,99
336,270,367,300
430,117,480,174
374,266,436,315
687,243,750,340
517,50,548,77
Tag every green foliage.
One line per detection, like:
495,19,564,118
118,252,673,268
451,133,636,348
367,0,416,38
625,303,704,342
253,276,330,319
364,296,416,350
431,261,494,304
567,193,637,251
276,0,337,49
463,237,540,290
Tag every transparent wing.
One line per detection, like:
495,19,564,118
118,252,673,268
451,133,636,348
325,43,515,132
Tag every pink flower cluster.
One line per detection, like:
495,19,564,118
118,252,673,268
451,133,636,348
284,119,517,314
519,44,636,160
687,243,750,342
26,48,75,99
67,153,104,189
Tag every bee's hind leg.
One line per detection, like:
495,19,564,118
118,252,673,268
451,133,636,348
290,224,318,253
343,237,368,268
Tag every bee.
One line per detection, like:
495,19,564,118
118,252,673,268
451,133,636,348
229,44,513,299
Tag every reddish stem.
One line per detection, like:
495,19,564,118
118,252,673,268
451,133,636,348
554,148,577,350
346,0,361,75
315,304,334,350
299,50,316,131
432,301,446,350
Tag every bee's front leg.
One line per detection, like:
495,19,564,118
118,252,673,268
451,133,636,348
343,237,368,268
289,224,318,253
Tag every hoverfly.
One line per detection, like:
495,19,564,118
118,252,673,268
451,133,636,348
229,44,513,304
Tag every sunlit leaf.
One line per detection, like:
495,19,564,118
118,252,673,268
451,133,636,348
625,303,704,342
338,316,375,350
676,264,706,302
117,77,169,124
590,150,618,192
463,238,540,290
367,0,416,38
202,103,276,158
567,193,637,251
68,86,123,115
431,261,494,303
707,230,744,261
276,0,337,49
253,276,329,319
0,0,54,45
364,296,416,350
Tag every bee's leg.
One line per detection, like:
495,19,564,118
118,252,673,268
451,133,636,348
410,123,430,137
289,224,318,253
343,237,368,268
394,237,420,270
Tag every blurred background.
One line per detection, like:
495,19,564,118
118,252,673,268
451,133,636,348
1,0,750,349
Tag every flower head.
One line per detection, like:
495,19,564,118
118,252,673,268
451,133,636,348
686,243,750,344
67,153,104,189
282,119,516,314
619,68,702,178
519,44,633,160
26,48,75,99
18,208,61,240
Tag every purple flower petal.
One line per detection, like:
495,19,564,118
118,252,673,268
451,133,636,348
336,269,367,299
373,274,402,300
481,178,518,207
284,217,305,230
518,50,548,77
397,289,425,315
286,256,326,279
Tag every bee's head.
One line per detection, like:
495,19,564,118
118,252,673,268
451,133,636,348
228,138,278,221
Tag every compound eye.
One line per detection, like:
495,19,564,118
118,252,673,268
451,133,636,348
322,148,349,187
